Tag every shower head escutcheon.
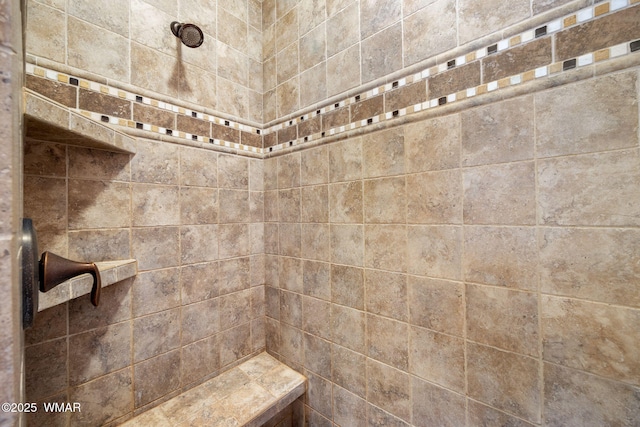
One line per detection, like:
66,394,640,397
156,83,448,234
170,21,204,48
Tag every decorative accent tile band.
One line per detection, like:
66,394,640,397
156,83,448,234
263,0,640,153
25,63,263,155
25,0,640,157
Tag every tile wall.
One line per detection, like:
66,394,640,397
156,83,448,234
23,139,266,426
0,0,24,426
25,0,264,124
262,0,608,123
264,69,640,425
18,0,640,426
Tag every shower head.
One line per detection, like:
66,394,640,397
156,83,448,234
170,21,204,48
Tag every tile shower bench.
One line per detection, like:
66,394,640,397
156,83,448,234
121,353,307,427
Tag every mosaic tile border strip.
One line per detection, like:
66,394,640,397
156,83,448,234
263,0,640,152
24,0,640,157
25,63,264,155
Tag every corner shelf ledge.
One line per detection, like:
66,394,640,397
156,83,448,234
24,89,137,154
37,259,137,312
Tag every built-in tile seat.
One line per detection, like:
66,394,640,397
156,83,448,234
120,353,306,427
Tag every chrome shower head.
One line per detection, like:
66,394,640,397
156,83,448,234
170,21,204,48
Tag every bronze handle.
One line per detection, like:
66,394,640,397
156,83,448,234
39,252,101,307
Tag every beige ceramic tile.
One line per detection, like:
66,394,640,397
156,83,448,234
134,350,181,407
219,189,251,223
219,224,250,259
363,177,406,223
218,257,251,295
68,146,131,181
301,224,331,262
68,229,130,262
410,325,465,393
24,139,66,177
367,314,408,370
301,185,329,223
331,224,364,267
132,184,180,226
329,138,363,182
278,323,303,362
69,323,132,385
463,226,538,291
219,323,252,367
458,0,530,44
133,309,180,361
407,170,462,224
463,162,536,225
331,304,365,353
404,114,460,172
306,371,333,419
279,256,303,293
25,339,67,400
277,152,301,188
300,146,329,186
542,296,640,386
69,0,129,37
544,362,640,426
132,227,180,271
411,377,466,427
68,180,131,229
26,1,66,62
277,78,300,117
180,66,219,112
364,269,407,321
331,264,364,309
362,128,405,178
277,42,299,85
467,284,539,357
300,23,326,72
403,0,456,65
539,227,640,307
180,262,219,304
408,276,464,336
537,149,640,227
302,260,331,300
364,225,406,272
218,155,249,189
467,342,541,423
406,225,462,280
278,188,301,223
535,72,638,158
361,23,403,83
332,344,367,398
461,96,534,167
181,187,218,225
220,290,252,330
333,385,367,427
278,222,301,257
279,290,302,327
131,140,179,185
132,268,180,317
69,369,133,426
300,62,327,108
302,296,331,340
304,334,332,379
68,17,131,82
330,181,363,223
327,44,361,97
367,358,411,421
468,400,536,427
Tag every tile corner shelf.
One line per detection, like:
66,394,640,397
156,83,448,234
23,89,137,154
37,259,137,312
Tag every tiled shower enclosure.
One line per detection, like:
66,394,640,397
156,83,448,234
11,0,640,425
